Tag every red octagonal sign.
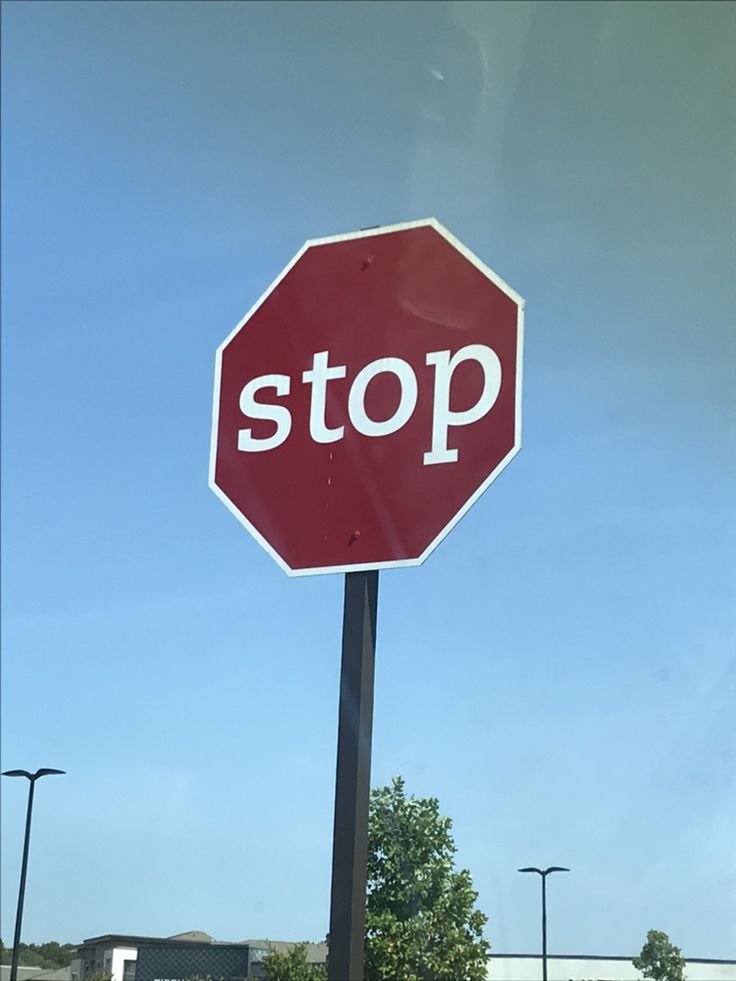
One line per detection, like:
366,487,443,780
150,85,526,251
209,219,524,576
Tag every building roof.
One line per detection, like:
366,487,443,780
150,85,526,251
242,941,328,964
78,933,214,948
77,934,329,962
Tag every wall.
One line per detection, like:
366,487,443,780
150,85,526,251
109,948,137,981
487,956,736,981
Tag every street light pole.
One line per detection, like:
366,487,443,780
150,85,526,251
2,768,65,981
518,865,569,981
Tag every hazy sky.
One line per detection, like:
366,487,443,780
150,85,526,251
2,0,734,962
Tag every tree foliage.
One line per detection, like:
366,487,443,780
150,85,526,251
262,944,325,981
633,930,687,981
0,942,76,969
364,777,490,981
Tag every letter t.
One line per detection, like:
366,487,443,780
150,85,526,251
302,351,347,443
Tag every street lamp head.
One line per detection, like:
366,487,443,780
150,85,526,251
518,865,570,876
2,769,65,781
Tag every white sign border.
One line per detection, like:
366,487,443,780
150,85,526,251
209,217,525,577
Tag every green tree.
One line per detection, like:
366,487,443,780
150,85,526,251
262,944,325,981
633,930,687,981
0,942,76,969
364,777,490,981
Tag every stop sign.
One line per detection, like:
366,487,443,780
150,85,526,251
209,219,524,576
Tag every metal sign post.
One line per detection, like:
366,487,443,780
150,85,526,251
327,570,379,981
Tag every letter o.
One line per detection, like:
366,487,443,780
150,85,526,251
348,357,418,437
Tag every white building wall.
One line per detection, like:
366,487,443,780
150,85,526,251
691,967,736,981
488,957,640,981
487,956,736,981
109,947,137,981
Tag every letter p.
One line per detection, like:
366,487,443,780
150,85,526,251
423,344,502,465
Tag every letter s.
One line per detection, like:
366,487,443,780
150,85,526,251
237,374,291,452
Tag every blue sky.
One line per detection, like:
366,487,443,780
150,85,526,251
2,0,734,962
